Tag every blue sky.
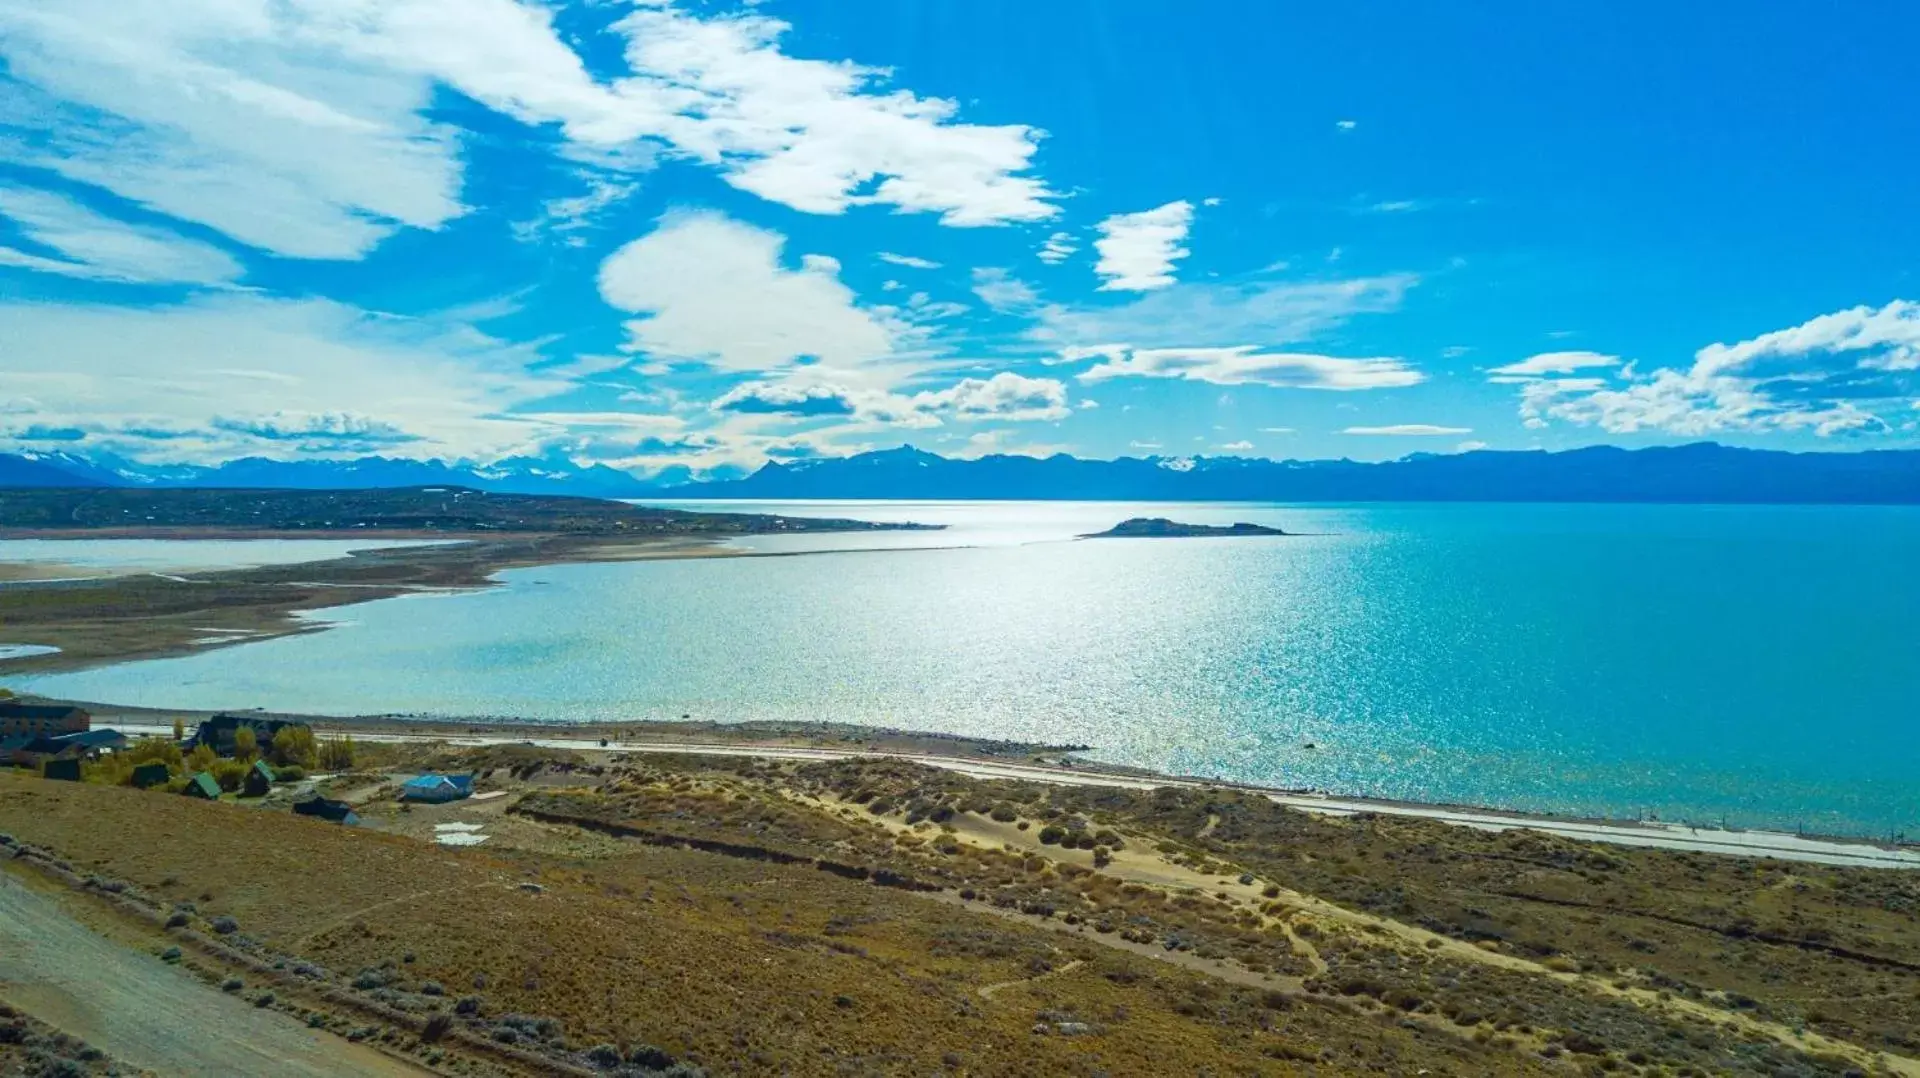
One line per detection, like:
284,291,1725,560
2,0,1917,477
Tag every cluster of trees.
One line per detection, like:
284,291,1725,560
80,723,358,794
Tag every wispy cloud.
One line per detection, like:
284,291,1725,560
1079,347,1422,390
1037,231,1077,264
878,252,942,270
0,186,242,285
1341,424,1472,435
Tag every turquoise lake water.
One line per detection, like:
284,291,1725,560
11,502,1919,838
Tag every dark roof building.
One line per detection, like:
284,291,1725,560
0,702,90,739
242,760,276,797
292,796,360,825
183,772,221,799
188,714,308,757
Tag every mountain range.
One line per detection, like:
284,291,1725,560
5,443,1920,505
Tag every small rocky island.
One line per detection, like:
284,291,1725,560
1081,517,1289,539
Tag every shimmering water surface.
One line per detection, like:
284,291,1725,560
14,502,1920,837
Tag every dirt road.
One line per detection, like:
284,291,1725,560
0,867,428,1078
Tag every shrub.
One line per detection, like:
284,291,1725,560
421,1014,454,1044
453,996,482,1016
989,804,1020,823
232,726,258,762
275,766,307,783
221,977,244,992
419,980,444,996
165,911,189,928
584,1044,622,1067
1037,825,1067,846
271,726,318,769
318,735,356,770
209,760,248,792
209,916,238,935
1092,846,1113,868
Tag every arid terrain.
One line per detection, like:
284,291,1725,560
4,738,1917,1077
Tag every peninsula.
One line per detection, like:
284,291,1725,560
0,486,929,674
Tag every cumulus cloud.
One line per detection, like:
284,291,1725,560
1514,301,1920,438
912,372,1069,421
0,0,1055,261
1093,200,1194,292
712,382,859,417
1341,424,1472,436
599,211,894,373
1077,346,1422,391
0,293,573,462
0,186,243,285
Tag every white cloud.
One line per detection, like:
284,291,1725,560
1037,274,1417,352
971,266,1040,313
1037,231,1077,265
513,172,640,246
1694,300,1920,375
877,252,941,270
1341,424,1472,436
0,0,467,259
1128,440,1162,450
1078,346,1422,390
0,0,1055,261
1093,200,1194,292
1487,350,1621,378
1455,440,1489,452
1516,301,1920,438
598,210,894,374
1259,426,1295,434
1365,200,1420,213
1335,119,1357,131
1216,440,1253,451
712,370,1068,426
0,293,572,462
0,186,242,285
913,372,1069,422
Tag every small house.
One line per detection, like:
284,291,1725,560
183,772,221,799
400,773,474,804
46,729,127,758
242,760,276,797
41,757,82,782
292,796,360,826
130,762,172,789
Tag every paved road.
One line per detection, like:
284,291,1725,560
113,722,1920,869
0,867,428,1078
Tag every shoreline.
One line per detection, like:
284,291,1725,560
48,698,1920,870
